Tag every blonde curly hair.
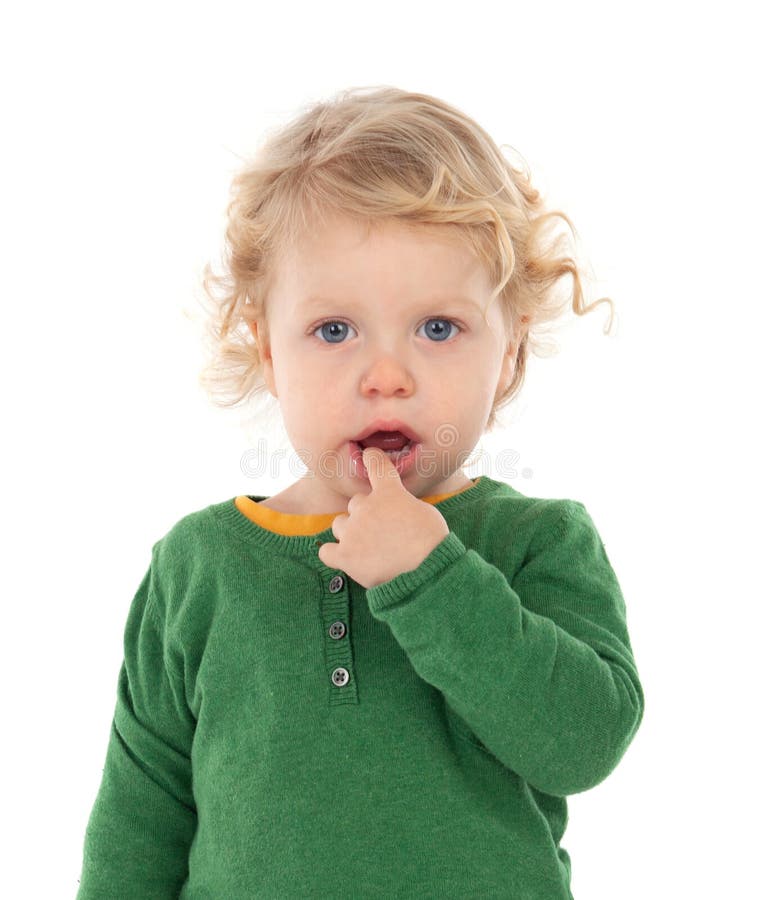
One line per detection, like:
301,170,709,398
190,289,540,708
198,85,614,433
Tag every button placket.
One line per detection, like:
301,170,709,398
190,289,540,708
319,566,357,703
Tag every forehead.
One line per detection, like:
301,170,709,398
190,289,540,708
277,220,491,308
284,214,480,270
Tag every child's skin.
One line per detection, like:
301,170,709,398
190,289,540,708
249,211,521,587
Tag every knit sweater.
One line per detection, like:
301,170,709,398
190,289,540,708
77,474,644,899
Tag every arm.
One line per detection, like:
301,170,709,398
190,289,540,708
366,501,644,797
77,558,196,898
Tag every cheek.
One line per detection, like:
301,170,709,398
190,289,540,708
271,353,311,403
443,363,497,398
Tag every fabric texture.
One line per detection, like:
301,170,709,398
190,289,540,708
77,474,644,899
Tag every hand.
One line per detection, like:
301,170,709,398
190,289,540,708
317,446,451,590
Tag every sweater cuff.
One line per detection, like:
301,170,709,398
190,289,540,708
366,531,467,613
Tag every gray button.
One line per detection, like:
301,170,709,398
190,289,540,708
328,575,345,593
331,667,350,687
329,621,347,640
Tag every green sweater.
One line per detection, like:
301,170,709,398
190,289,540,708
77,475,644,899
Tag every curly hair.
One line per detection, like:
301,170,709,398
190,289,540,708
197,85,615,433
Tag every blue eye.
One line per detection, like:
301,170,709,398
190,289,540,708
314,321,350,343
311,318,461,344
422,319,460,341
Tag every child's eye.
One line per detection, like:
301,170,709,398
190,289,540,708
422,319,461,342
311,320,352,344
310,318,462,344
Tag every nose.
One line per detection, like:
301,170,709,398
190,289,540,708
359,354,415,397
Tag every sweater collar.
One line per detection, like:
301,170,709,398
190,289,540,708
211,474,501,562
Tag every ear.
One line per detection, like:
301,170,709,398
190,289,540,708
249,319,277,398
494,336,518,402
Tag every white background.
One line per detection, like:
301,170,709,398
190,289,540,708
2,1,769,896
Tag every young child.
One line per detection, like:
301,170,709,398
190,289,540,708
77,86,644,899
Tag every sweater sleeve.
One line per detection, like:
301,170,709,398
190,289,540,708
365,500,644,797
77,557,197,898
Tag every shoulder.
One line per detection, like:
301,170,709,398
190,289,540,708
469,476,589,534
449,477,598,571
149,497,237,574
143,498,239,630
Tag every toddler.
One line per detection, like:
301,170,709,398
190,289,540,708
77,86,644,899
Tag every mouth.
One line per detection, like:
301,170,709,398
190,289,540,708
347,420,423,476
348,438,421,478
350,420,422,446
351,438,417,462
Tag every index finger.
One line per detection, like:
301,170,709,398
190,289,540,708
362,446,400,488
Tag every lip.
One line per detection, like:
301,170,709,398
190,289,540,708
350,419,422,444
348,439,421,480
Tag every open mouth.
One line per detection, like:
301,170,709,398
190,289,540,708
354,435,415,461
352,429,417,462
348,432,421,478
348,422,423,476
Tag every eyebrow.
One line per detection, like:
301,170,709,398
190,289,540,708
301,295,479,311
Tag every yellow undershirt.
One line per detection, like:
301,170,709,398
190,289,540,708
235,478,480,536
